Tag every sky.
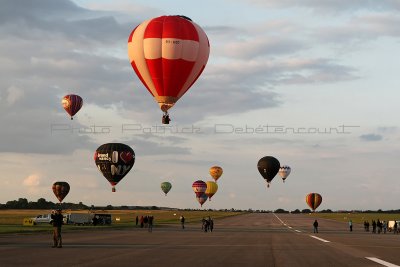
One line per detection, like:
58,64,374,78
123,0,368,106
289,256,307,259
0,0,399,211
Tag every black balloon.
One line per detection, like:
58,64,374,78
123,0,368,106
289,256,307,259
257,156,280,184
94,143,135,192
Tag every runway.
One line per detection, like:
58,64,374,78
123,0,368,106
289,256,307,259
0,213,399,267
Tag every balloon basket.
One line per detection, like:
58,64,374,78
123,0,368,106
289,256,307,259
112,187,116,192
71,117,73,120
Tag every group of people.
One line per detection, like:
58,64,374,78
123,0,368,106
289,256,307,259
312,219,400,234
363,219,398,234
135,215,154,232
201,217,214,232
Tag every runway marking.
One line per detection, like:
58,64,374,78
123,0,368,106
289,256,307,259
273,213,285,224
310,235,330,243
288,226,292,229
295,230,301,233
366,257,400,267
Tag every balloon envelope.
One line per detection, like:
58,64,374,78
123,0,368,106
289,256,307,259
196,193,208,207
192,180,207,197
161,182,172,196
257,156,280,186
52,182,70,203
128,15,210,113
279,165,291,182
61,94,83,120
209,166,223,182
94,143,135,192
205,181,218,200
306,193,322,211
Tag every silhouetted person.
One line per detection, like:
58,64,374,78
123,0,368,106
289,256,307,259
349,220,353,232
180,216,185,229
394,221,398,234
135,216,138,226
372,220,376,233
162,113,171,124
148,216,153,232
51,209,64,248
313,220,319,233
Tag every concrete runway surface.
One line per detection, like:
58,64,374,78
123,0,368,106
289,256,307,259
1,213,399,267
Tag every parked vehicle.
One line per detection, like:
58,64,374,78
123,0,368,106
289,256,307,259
65,213,94,225
31,213,67,225
387,220,400,232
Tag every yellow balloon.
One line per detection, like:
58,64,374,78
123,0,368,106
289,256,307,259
205,181,218,200
209,166,223,182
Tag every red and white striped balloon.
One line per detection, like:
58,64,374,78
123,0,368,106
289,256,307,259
128,15,210,113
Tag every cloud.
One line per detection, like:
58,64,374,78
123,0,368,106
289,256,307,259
23,174,41,187
241,0,400,13
359,133,383,141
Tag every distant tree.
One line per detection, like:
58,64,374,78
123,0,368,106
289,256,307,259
275,208,289,213
106,205,114,210
301,209,312,213
320,209,333,213
291,209,301,214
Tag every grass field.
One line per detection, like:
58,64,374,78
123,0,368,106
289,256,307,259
309,212,400,224
0,209,244,234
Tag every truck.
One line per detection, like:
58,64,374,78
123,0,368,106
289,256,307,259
31,213,67,225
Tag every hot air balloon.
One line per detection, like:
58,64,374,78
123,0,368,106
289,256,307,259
192,180,207,198
127,15,210,124
52,182,70,203
209,166,223,183
205,181,218,200
161,182,172,196
306,193,322,211
94,143,135,192
196,193,208,207
279,165,291,183
257,156,280,188
61,94,83,120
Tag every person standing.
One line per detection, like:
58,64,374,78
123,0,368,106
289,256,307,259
394,221,398,234
140,215,144,228
180,215,185,229
135,216,139,227
209,217,214,232
313,220,319,233
148,216,153,232
51,209,64,248
349,220,353,232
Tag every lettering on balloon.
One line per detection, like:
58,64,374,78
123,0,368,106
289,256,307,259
97,153,111,161
111,165,132,176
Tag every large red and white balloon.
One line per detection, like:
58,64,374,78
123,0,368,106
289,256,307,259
128,15,210,116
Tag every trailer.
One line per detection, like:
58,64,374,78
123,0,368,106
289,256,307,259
66,213,94,225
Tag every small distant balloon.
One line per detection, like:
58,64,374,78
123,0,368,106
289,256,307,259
209,166,223,183
205,181,218,200
257,156,280,188
196,193,208,207
192,180,207,198
161,182,172,196
61,94,83,120
52,182,70,203
306,193,322,211
279,165,291,183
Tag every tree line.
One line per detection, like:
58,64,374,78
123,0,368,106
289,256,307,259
1,198,399,213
